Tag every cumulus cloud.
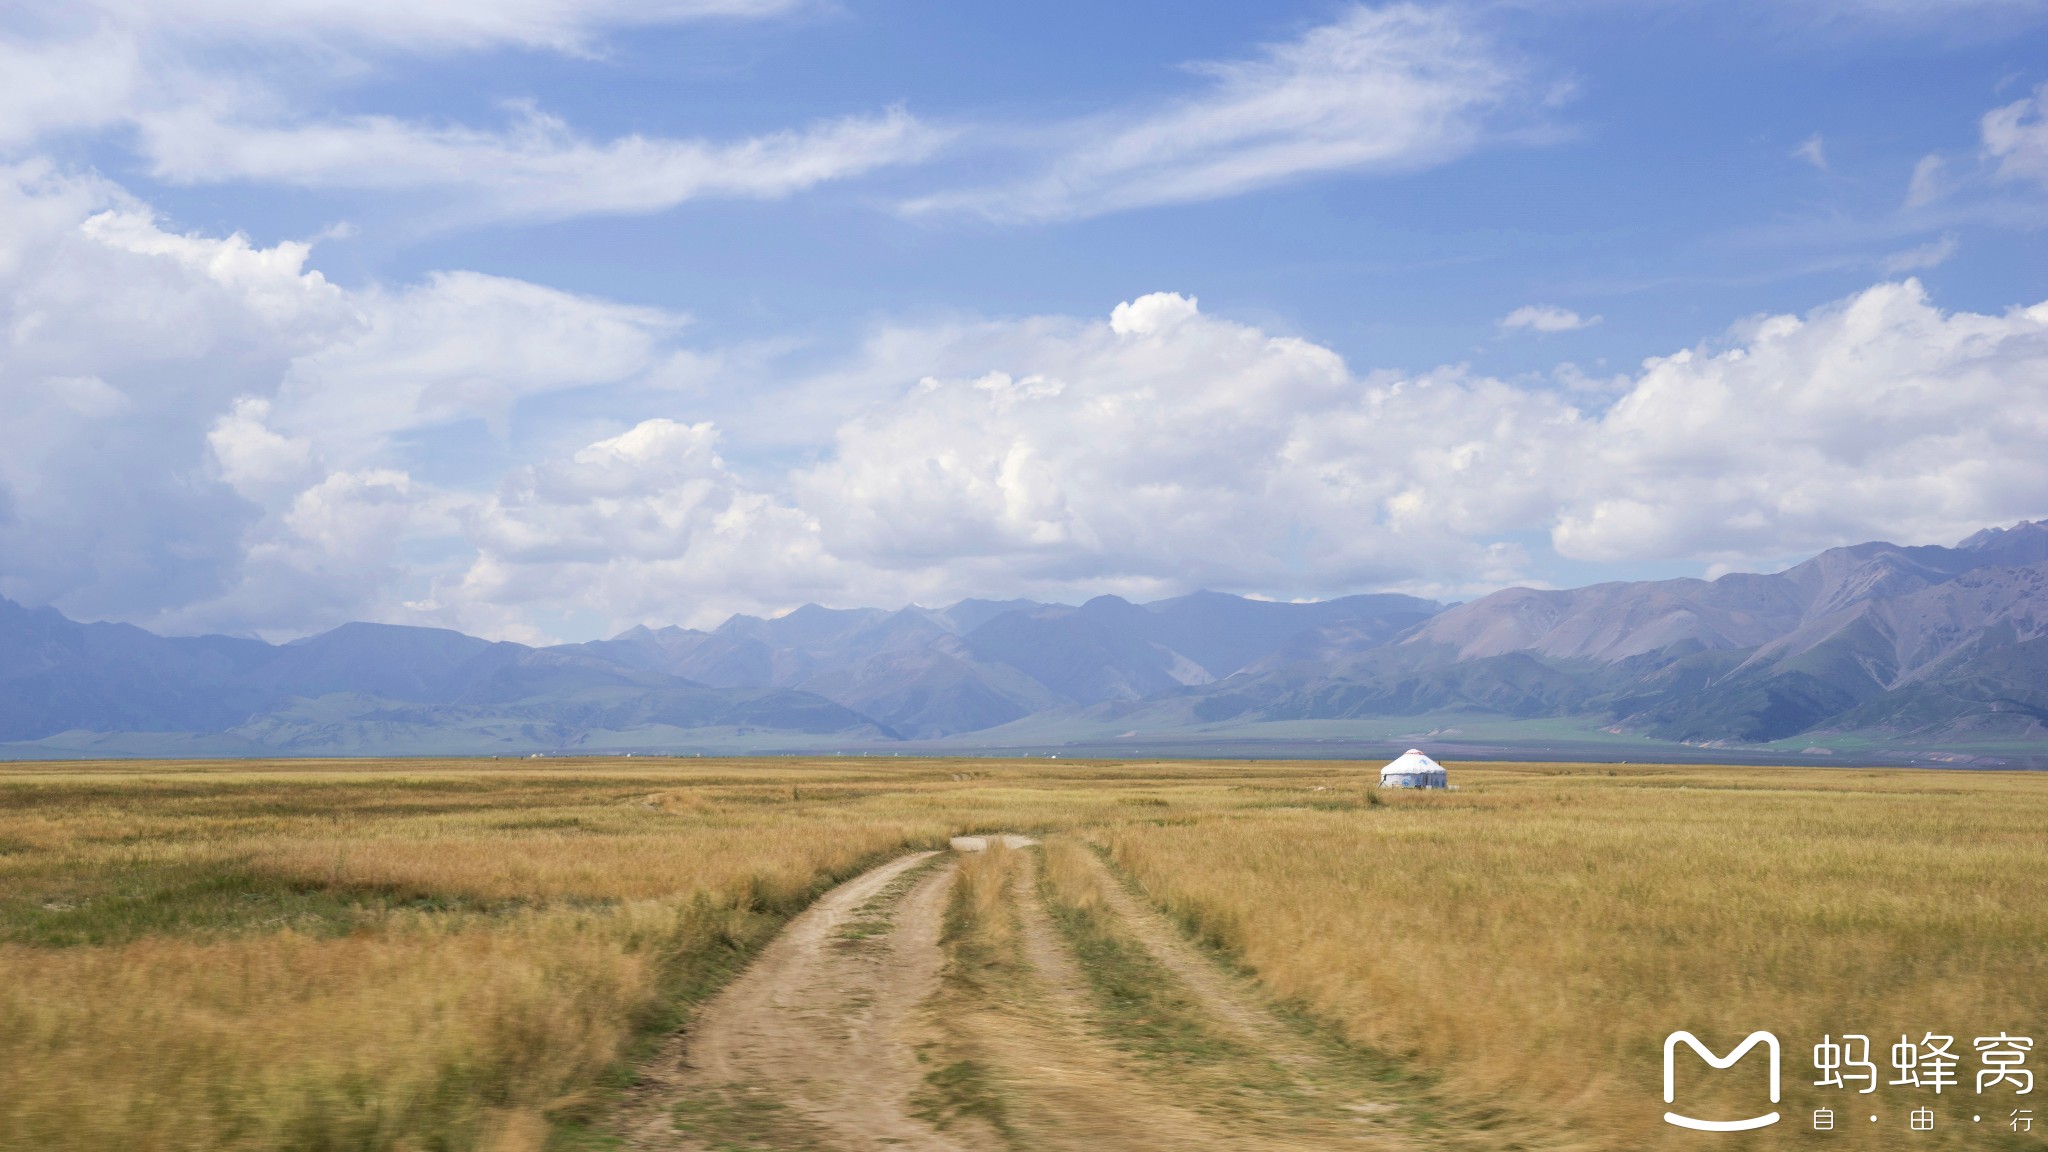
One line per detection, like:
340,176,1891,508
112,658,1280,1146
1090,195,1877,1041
0,31,142,150
439,419,842,634
1551,279,2048,564
787,295,1555,596
0,165,349,623
209,397,318,498
184,268,698,634
768,282,2043,605
1498,304,1598,333
270,270,680,461
903,4,1528,222
79,205,350,326
7,167,2048,641
421,293,1568,631
444,278,2048,635
0,167,686,634
756,283,2048,617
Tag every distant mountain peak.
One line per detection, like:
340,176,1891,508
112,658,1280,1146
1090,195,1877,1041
1078,594,1145,618
1957,519,2048,562
1959,519,2045,546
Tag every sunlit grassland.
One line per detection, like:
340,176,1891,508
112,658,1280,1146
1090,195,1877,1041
0,757,1281,1151
1101,765,2048,1150
1,757,2043,1151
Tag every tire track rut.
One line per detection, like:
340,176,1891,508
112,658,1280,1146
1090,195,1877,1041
616,850,978,1151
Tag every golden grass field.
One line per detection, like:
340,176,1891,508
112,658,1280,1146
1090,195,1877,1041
0,756,2042,1150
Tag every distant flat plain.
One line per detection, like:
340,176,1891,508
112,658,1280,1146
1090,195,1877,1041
0,756,2041,1151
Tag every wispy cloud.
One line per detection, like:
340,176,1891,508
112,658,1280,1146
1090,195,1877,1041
0,0,927,223
1498,304,1599,333
1983,83,2048,187
23,0,807,54
140,104,948,221
1904,153,1949,207
1881,232,1958,273
1793,132,1828,170
903,4,1531,223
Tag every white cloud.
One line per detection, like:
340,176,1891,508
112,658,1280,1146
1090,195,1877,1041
7,168,2048,641
282,469,426,556
270,270,680,462
209,397,318,498
0,1,929,224
176,268,701,635
81,0,805,53
213,466,470,635
440,419,841,633
1498,303,1599,333
742,281,2048,620
0,167,689,635
425,291,1567,631
0,166,351,624
1793,132,1828,170
0,31,142,150
781,292,1575,600
80,206,348,326
139,104,947,221
1895,85,2048,214
903,4,1527,222
1983,83,2048,187
1,1,1530,228
1904,153,1949,207
1880,232,1958,273
1551,279,2048,564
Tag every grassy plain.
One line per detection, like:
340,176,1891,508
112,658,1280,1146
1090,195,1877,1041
0,757,2042,1151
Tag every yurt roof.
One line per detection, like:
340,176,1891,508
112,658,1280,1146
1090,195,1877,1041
1381,749,1444,774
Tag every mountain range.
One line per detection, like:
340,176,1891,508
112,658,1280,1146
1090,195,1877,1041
5,522,2047,760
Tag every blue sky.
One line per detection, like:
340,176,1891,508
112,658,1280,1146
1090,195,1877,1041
3,0,2048,641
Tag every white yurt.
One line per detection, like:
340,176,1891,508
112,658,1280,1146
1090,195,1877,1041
1379,749,1448,789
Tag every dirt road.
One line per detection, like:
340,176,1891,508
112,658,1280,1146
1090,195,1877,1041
614,839,1468,1151
614,850,974,1151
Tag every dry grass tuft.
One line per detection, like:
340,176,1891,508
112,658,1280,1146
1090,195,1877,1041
1038,838,1105,916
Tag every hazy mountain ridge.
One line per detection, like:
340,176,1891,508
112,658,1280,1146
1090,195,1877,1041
560,590,1443,741
0,608,893,749
1203,522,2048,744
4,523,2046,756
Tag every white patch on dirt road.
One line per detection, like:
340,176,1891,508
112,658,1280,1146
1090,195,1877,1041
949,834,1038,852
